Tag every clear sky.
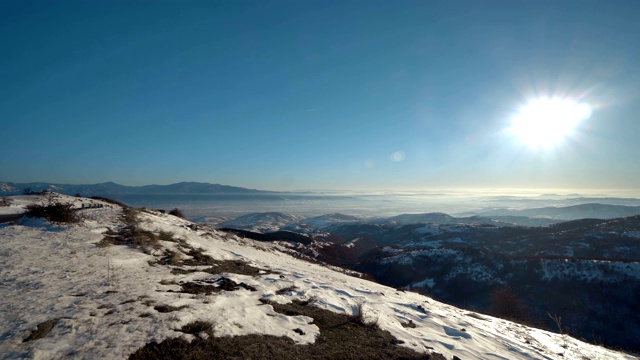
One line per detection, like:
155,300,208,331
2,0,639,192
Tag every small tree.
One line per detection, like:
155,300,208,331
23,187,33,195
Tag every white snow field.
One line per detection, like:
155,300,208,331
0,194,635,360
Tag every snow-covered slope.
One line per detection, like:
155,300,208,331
0,194,634,359
0,182,18,193
301,213,365,230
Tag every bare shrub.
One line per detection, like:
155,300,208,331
25,203,79,223
169,208,185,218
549,312,569,349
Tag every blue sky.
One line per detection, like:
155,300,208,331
2,0,639,192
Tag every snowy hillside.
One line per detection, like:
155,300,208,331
219,212,304,232
0,194,634,359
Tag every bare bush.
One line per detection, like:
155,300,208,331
169,208,185,218
25,203,79,223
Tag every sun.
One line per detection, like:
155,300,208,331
508,97,592,149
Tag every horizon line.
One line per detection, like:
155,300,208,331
2,180,640,198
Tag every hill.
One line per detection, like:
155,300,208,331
477,203,640,220
216,211,640,352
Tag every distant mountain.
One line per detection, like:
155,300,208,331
0,181,271,196
477,203,640,220
381,212,558,227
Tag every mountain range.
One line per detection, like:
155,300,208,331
0,181,270,196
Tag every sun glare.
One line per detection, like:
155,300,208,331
509,97,591,149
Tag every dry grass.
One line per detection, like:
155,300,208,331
179,320,214,337
98,208,164,254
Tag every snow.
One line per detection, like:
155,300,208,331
0,182,18,193
411,278,435,289
625,231,640,239
300,213,364,230
539,258,640,282
0,194,635,359
345,237,360,248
